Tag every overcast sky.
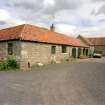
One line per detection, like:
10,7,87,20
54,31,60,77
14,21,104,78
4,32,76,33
0,0,105,37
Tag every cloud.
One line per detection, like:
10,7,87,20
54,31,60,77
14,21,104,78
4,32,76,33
95,4,105,15
55,24,77,36
0,9,10,21
0,8,25,28
10,0,43,11
42,0,82,14
0,0,105,37
92,0,105,2
0,21,7,25
74,25,105,37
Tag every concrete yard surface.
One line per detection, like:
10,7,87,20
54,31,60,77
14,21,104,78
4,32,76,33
0,58,105,105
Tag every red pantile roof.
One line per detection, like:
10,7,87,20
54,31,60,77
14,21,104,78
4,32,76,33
0,24,88,47
0,25,23,40
88,37,105,46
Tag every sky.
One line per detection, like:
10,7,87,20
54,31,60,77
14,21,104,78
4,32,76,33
0,0,105,37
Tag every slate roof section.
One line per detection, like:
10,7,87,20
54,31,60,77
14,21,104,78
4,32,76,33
0,24,88,47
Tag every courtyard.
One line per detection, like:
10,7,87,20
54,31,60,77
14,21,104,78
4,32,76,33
0,58,105,105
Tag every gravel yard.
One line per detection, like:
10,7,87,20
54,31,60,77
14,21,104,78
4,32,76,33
0,58,105,105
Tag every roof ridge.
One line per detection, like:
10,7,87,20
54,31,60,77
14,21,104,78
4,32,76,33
22,24,75,39
19,24,26,40
46,29,74,39
0,24,25,31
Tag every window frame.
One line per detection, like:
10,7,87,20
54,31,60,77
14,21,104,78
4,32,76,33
62,45,67,53
51,46,56,54
8,43,13,55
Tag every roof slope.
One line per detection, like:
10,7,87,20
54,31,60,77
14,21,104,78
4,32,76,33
0,24,88,47
0,25,24,41
77,35,93,46
88,37,105,46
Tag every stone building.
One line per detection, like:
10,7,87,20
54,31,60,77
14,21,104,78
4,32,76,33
88,37,105,56
77,35,94,56
0,24,88,70
78,35,105,56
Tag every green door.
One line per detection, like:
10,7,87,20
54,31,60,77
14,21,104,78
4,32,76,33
86,49,88,56
72,48,77,58
78,48,81,58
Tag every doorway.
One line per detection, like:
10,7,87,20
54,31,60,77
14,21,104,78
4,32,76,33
72,48,77,58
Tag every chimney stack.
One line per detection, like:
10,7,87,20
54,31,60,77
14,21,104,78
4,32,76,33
50,24,55,32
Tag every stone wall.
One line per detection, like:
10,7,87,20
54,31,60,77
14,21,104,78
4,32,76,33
0,41,21,62
0,40,72,70
0,42,7,60
20,41,72,69
89,46,94,55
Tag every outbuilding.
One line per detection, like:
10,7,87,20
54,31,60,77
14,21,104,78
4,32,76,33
0,24,89,70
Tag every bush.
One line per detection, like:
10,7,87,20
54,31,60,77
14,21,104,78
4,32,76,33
0,57,19,71
0,62,7,70
6,58,19,69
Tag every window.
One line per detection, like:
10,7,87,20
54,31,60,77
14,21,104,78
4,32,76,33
62,46,67,53
51,46,56,54
8,43,13,55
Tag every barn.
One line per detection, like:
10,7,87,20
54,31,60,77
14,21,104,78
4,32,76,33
0,24,89,70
